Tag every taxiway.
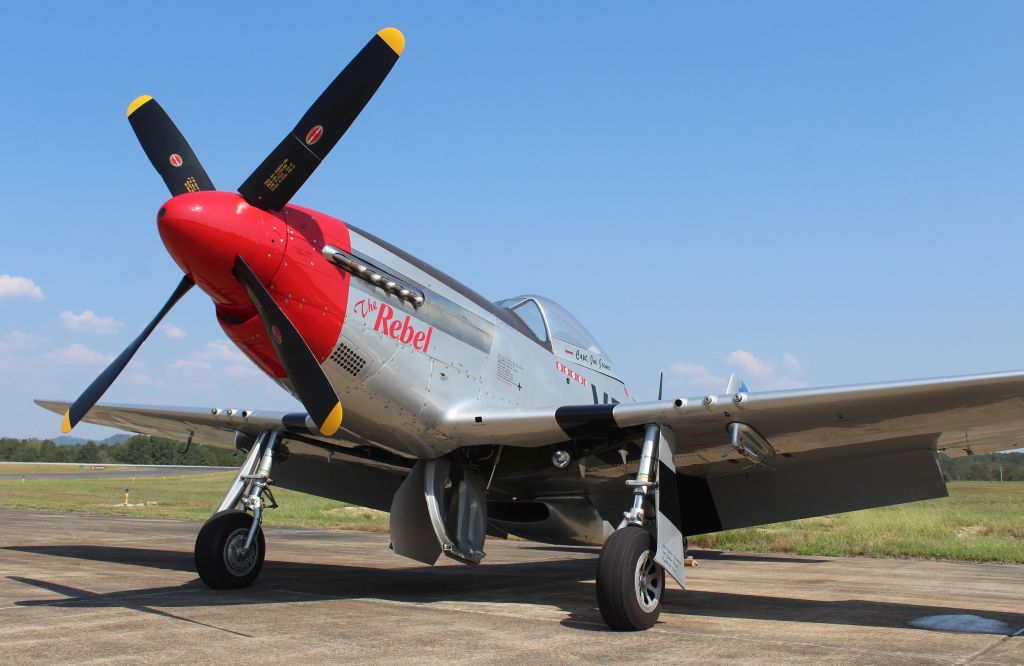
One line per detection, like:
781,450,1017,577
0,508,1020,664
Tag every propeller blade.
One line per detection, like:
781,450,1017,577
237,27,405,211
61,276,194,433
232,256,343,436
127,95,215,196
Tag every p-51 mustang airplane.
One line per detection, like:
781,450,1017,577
38,27,1024,631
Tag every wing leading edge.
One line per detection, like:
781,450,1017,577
466,371,1024,537
448,370,1024,467
35,399,333,450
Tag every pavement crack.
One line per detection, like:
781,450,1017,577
954,629,1023,665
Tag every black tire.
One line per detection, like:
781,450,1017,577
596,526,665,630
194,510,265,589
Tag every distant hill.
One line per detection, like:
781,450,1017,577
53,434,132,446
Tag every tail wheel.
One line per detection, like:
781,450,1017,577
195,510,265,589
596,525,665,630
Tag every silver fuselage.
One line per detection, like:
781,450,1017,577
268,222,628,460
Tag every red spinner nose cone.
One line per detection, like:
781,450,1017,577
157,192,287,310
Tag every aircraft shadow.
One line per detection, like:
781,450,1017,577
521,545,830,564
5,544,1022,635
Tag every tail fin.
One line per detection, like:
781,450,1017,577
725,373,748,395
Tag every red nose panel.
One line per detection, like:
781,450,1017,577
158,192,286,316
272,205,350,364
159,192,349,380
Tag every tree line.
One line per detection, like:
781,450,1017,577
0,435,241,467
938,451,1024,481
1,436,1022,479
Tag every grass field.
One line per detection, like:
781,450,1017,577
689,482,1023,563
0,469,1019,562
0,470,388,531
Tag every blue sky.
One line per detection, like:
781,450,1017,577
2,2,1024,439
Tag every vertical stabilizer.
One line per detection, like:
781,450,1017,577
725,373,748,395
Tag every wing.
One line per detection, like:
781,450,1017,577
462,371,1024,536
34,399,377,452
448,370,1024,465
35,399,416,515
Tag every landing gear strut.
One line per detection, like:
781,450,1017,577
195,430,279,588
596,424,685,630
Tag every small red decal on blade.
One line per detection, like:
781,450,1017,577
271,326,283,345
169,153,183,167
305,125,324,145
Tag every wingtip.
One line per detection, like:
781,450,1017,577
61,409,73,434
319,402,343,436
376,27,405,56
126,95,153,117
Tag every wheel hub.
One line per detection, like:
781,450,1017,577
224,527,259,577
634,550,664,613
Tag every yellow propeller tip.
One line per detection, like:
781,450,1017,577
319,402,343,436
126,95,153,117
61,410,72,434
377,27,405,56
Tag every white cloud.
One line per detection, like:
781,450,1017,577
666,351,809,395
196,339,248,363
666,362,727,394
0,331,43,372
167,338,258,380
49,343,112,366
723,350,807,390
223,363,260,378
726,350,771,376
168,359,213,373
124,369,167,389
0,331,40,353
0,275,44,300
59,310,123,335
159,323,187,339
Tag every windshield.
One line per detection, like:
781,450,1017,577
495,295,614,371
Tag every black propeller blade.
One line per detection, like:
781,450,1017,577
232,256,343,436
127,95,215,196
62,28,401,433
62,276,194,433
238,27,404,211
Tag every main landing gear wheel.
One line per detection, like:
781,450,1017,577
596,525,666,630
195,510,265,589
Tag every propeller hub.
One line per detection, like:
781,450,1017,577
158,191,286,314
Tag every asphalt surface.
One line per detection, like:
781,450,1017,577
0,508,1021,665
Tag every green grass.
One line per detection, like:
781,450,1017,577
690,482,1024,563
0,471,388,531
0,472,1019,562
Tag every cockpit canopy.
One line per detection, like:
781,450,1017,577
495,295,617,377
